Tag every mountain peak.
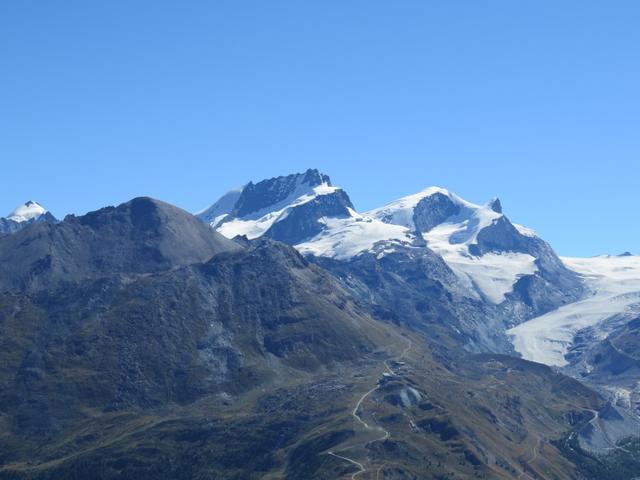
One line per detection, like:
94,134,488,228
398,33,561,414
0,197,239,293
487,197,502,214
7,200,48,223
200,169,353,243
232,169,332,218
367,186,473,230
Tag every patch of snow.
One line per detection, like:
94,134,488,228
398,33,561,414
399,386,422,407
513,223,537,237
438,250,537,304
296,215,413,260
6,201,47,223
508,255,640,366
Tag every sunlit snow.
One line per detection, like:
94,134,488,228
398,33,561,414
296,214,413,260
6,201,47,223
420,199,537,304
508,255,640,366
299,186,539,303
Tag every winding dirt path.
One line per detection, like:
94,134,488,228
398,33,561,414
327,336,412,479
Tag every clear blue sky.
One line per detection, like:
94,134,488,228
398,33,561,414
1,1,638,256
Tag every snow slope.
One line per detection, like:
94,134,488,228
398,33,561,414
195,187,244,228
414,192,537,304
6,201,48,223
296,213,414,260
508,255,640,366
367,187,537,303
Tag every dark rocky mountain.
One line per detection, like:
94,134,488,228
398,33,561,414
0,195,621,479
231,168,332,218
312,245,514,353
0,197,239,293
0,197,397,476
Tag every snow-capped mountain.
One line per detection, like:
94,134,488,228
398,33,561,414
197,169,355,244
299,185,570,305
0,201,57,235
199,169,640,418
204,171,581,310
200,170,584,352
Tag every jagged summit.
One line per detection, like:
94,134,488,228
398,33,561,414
230,168,333,218
198,168,355,244
204,173,580,313
367,186,505,234
487,197,502,214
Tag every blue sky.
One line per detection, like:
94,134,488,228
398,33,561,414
1,1,638,256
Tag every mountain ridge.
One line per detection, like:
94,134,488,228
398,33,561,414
0,191,636,479
200,169,639,423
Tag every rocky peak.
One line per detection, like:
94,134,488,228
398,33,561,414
488,197,502,214
413,192,462,232
232,169,332,218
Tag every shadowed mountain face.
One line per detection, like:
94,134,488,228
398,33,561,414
0,197,239,292
231,168,333,218
0,197,404,477
0,239,387,433
0,198,387,409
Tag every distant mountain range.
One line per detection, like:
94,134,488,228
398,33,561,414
0,170,638,479
200,169,640,407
